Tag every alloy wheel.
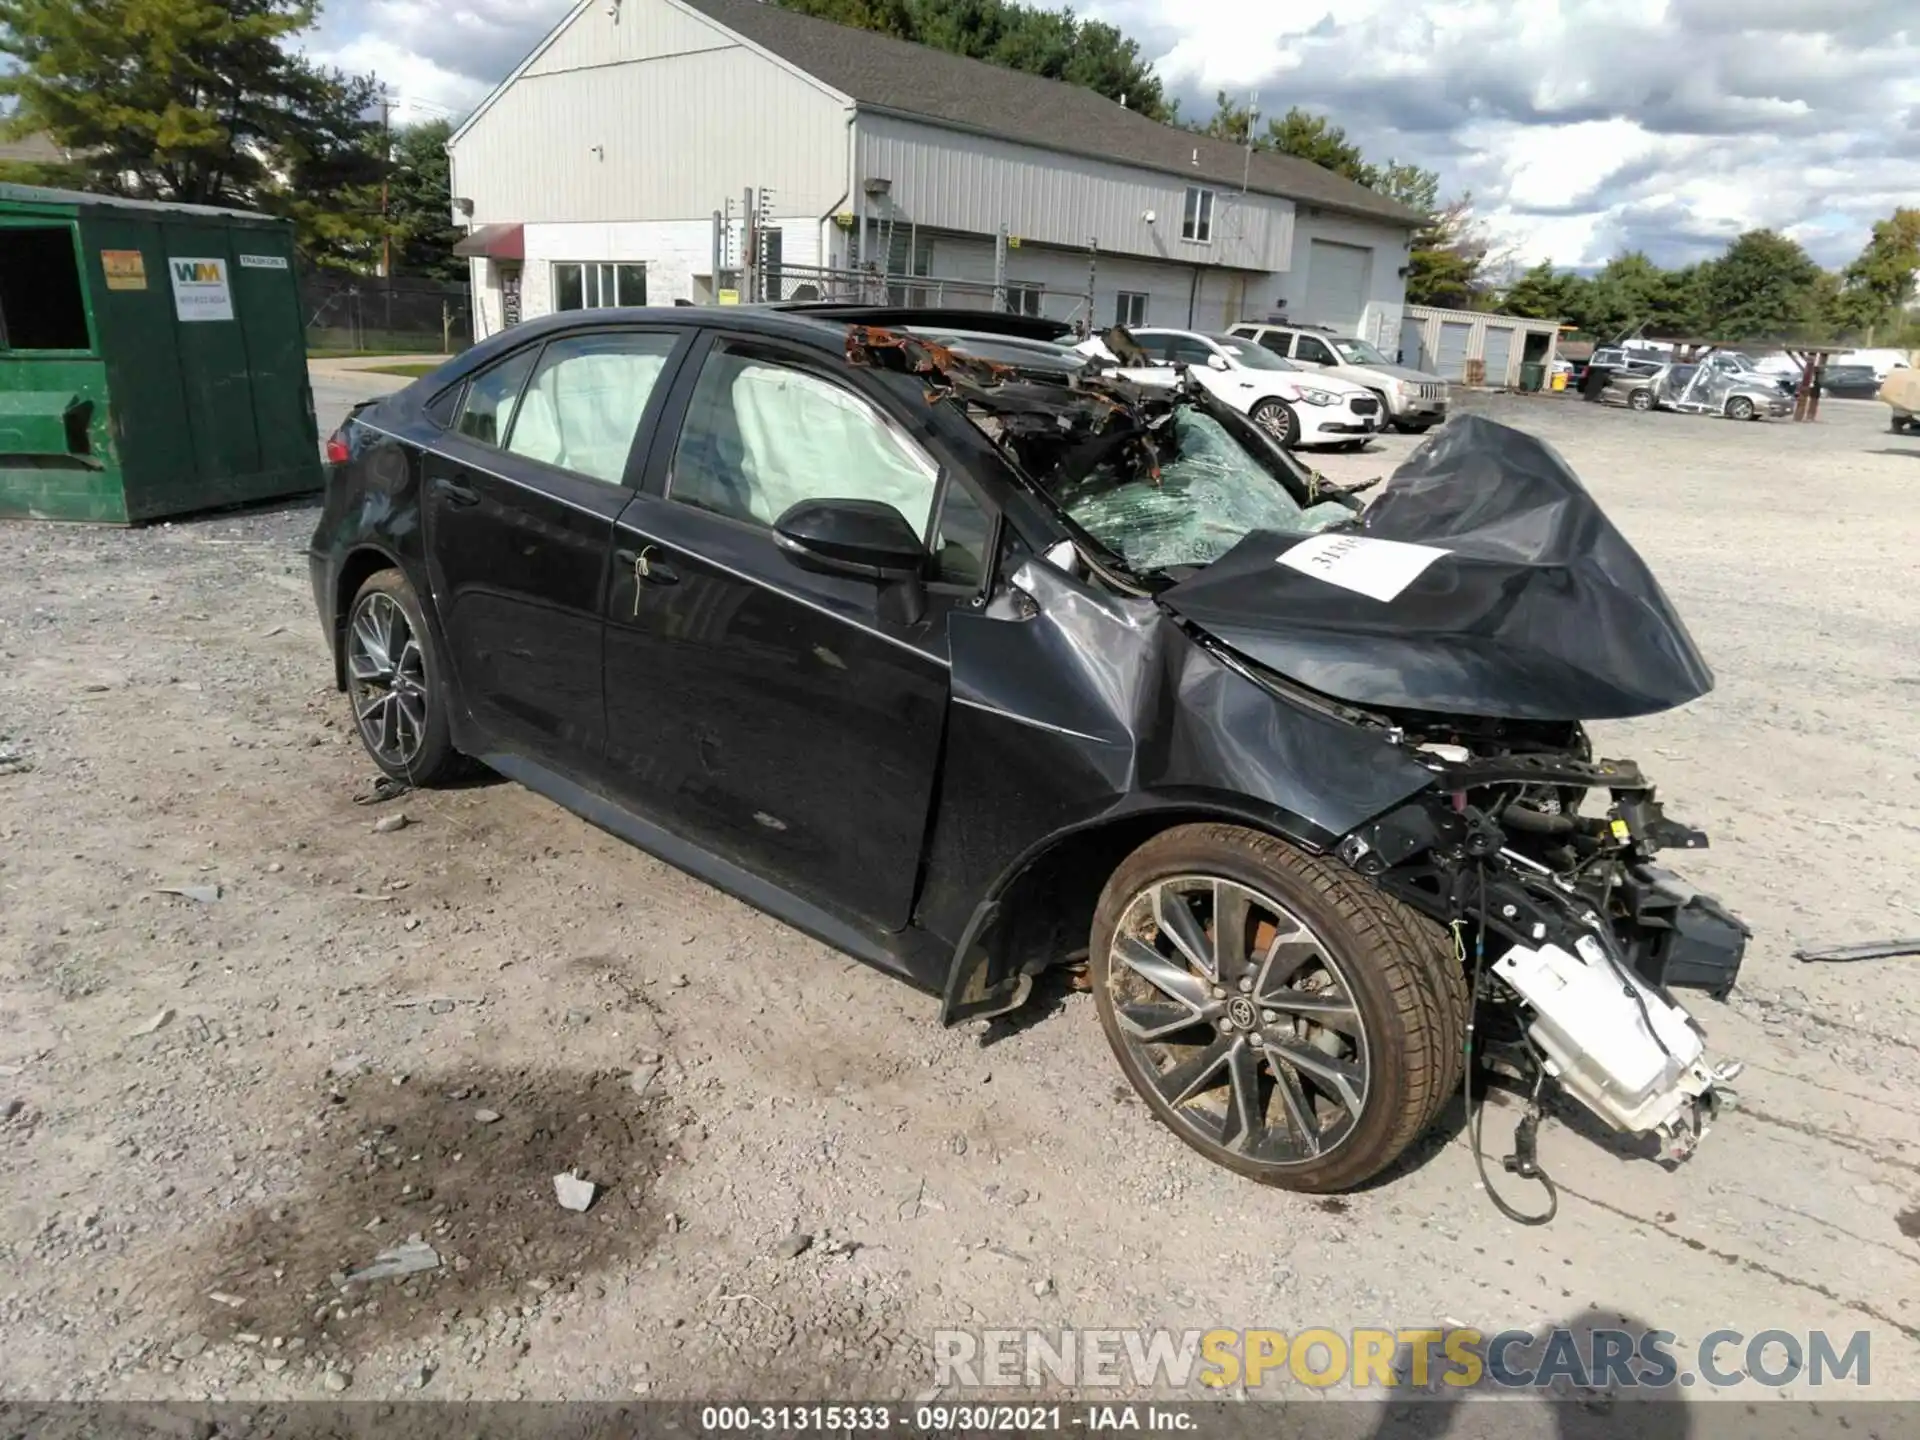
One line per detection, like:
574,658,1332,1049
347,591,430,772
1253,401,1296,446
1105,874,1371,1165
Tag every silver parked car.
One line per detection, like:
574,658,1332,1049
1610,361,1791,421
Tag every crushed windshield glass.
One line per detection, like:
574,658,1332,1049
1331,337,1391,366
1051,409,1353,572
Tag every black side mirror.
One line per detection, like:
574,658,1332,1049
773,498,927,582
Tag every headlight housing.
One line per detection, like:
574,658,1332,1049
1293,387,1340,407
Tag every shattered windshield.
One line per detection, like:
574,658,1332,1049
1051,409,1354,572
1331,337,1391,366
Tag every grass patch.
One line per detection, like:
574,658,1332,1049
361,362,441,379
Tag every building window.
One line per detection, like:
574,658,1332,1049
553,262,647,311
1115,291,1149,328
1004,284,1043,317
1182,186,1215,244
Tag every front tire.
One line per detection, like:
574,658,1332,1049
1726,396,1756,421
1250,398,1299,449
344,569,463,786
1628,388,1655,412
1090,824,1467,1193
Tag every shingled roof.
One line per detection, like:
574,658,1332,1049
679,0,1425,229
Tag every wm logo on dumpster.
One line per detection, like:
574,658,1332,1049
172,260,224,283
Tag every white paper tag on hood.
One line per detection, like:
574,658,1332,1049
1276,533,1450,602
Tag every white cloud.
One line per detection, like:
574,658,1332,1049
300,0,1920,268
1087,0,1919,267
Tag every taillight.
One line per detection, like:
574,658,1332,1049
324,429,351,465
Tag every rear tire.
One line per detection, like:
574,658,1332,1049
344,569,464,787
1090,823,1467,1193
1628,388,1655,412
1250,398,1299,449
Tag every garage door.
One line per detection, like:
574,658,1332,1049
1481,326,1515,387
1400,317,1431,370
1302,240,1372,331
1436,321,1473,380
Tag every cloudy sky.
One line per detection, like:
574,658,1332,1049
303,0,1919,270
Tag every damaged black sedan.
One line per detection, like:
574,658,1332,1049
311,305,1748,1199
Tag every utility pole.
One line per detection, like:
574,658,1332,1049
379,91,393,280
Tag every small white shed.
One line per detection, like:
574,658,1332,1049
1398,304,1563,387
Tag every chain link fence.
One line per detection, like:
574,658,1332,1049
302,271,472,354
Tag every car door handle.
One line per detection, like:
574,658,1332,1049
616,546,678,608
433,478,481,507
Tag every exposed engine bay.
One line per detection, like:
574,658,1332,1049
1342,735,1748,1215
848,323,1751,1219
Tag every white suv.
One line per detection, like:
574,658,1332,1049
1228,322,1450,433
1075,328,1385,450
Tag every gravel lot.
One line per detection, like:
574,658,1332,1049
2,375,1917,1411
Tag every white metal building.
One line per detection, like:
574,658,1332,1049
447,0,1425,341
1399,303,1564,387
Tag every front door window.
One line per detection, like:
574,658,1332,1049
669,349,939,536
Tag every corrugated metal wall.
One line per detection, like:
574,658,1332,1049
920,235,1251,331
855,112,1292,271
450,0,851,226
1400,304,1560,386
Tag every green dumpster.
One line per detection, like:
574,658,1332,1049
1518,362,1547,393
0,184,321,523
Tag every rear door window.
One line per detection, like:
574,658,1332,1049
453,348,537,448
505,331,678,485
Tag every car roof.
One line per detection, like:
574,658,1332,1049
442,304,1066,384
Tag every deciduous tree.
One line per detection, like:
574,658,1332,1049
1695,229,1824,341
1828,208,1920,341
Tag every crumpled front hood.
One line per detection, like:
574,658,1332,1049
1159,415,1715,721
